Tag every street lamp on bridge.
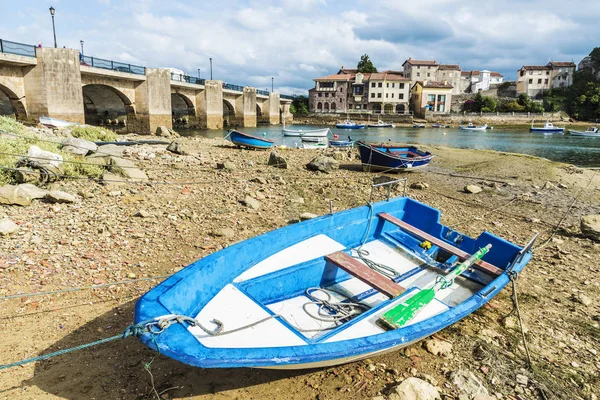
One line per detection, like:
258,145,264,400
209,58,213,80
80,40,84,57
197,68,200,79
49,6,57,48
271,77,274,92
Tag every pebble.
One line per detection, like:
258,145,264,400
464,185,482,194
515,374,528,386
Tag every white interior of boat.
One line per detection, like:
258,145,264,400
188,234,483,349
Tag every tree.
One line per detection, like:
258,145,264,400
590,47,600,73
357,54,377,73
290,95,308,116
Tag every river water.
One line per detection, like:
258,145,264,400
180,124,600,168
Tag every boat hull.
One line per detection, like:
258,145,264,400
569,130,600,137
530,128,564,133
329,140,354,148
336,124,365,129
283,128,330,137
356,141,433,171
367,124,394,128
458,125,487,131
39,116,79,128
229,130,274,149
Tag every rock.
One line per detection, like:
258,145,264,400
134,210,150,218
45,190,77,204
242,195,260,210
216,161,236,171
17,183,48,199
424,338,453,357
543,181,558,190
108,157,148,182
77,190,95,199
268,151,287,169
332,151,346,161
90,144,124,158
300,213,319,220
464,185,482,194
472,396,497,400
251,177,268,184
62,137,98,156
27,145,62,168
13,168,39,184
0,184,32,206
156,126,171,137
450,369,489,397
580,215,600,242
102,172,127,188
410,182,429,190
108,190,122,197
212,228,235,238
515,374,528,386
558,183,568,189
525,217,541,223
571,293,592,306
166,140,188,155
388,377,440,400
0,217,19,236
290,197,305,204
306,156,339,173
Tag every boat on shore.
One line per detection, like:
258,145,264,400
413,123,426,128
133,190,535,369
569,126,599,137
228,130,274,150
355,141,434,172
530,121,564,134
39,116,79,128
283,127,330,137
368,120,395,128
336,120,365,129
458,123,487,131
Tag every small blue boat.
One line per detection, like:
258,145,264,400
336,119,365,129
228,129,274,150
530,121,564,134
134,192,535,369
356,141,434,172
329,140,354,148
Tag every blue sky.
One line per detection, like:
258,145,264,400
0,0,596,95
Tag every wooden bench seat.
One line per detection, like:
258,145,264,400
378,213,503,277
325,251,406,298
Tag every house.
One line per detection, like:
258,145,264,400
437,65,462,94
363,72,410,114
516,61,576,96
460,70,504,93
308,71,352,113
402,58,439,82
410,80,453,118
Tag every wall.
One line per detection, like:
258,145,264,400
198,80,223,129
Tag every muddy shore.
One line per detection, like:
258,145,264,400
1,133,599,400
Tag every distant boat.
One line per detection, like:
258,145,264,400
301,137,326,143
569,126,600,137
39,116,79,128
228,130,274,150
283,127,330,137
355,141,434,172
336,120,365,129
301,141,328,149
413,123,426,128
368,120,395,128
432,123,450,128
530,121,564,134
458,123,487,131
329,140,354,148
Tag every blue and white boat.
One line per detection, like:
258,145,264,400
134,191,535,369
356,141,434,172
336,119,365,129
530,121,565,134
329,140,355,148
228,129,274,150
367,120,395,128
569,126,599,137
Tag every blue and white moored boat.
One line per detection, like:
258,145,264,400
367,120,395,128
336,119,365,129
329,140,355,148
228,129,275,150
134,186,536,369
530,121,565,134
356,141,434,171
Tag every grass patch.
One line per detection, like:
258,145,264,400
0,118,105,185
69,125,117,142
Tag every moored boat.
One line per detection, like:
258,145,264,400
569,126,599,137
134,190,535,369
431,123,450,128
329,140,354,148
336,119,365,129
413,123,426,128
39,116,79,128
458,123,487,131
283,127,330,137
355,141,434,172
368,120,395,128
228,129,275,150
530,121,564,133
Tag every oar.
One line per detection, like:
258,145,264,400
378,244,492,330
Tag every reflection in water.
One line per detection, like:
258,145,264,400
180,125,600,167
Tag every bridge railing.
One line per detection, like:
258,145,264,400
223,82,245,92
170,73,205,85
256,89,269,96
81,55,146,75
0,39,36,58
280,94,295,100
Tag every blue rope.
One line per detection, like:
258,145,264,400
0,319,156,370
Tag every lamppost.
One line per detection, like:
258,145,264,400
197,68,200,79
80,40,84,57
49,6,57,48
271,77,274,92
209,58,213,80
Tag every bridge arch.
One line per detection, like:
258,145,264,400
0,83,27,120
223,99,235,127
82,84,135,128
171,93,195,119
256,103,262,117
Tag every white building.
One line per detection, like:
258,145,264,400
460,70,504,92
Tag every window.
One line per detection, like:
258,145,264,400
399,93,404,99
400,83,405,89
340,87,343,92
371,82,376,88
371,93,375,98
428,66,431,69
353,85,364,95
318,93,322,97
417,73,420,77
325,93,329,97
537,79,542,84
417,66,420,69
529,71,533,75
320,81,334,88
377,93,382,98
392,83,395,88
546,71,550,75
528,79,532,84
544,79,548,84
386,83,389,88
332,93,335,97
391,93,394,98
427,73,431,77
378,82,382,87
386,93,389,98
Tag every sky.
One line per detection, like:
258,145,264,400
0,0,596,96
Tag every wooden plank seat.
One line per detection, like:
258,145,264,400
378,213,503,277
325,251,406,298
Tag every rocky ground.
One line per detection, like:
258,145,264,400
0,129,599,400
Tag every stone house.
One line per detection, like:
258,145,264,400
437,65,461,95
402,58,439,83
410,80,453,118
516,61,576,96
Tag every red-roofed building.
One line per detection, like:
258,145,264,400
402,58,439,84
411,80,453,118
516,61,576,96
460,70,504,92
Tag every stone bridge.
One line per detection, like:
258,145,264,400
0,44,292,134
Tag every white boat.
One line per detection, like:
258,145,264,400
458,123,487,131
283,127,330,137
39,116,79,128
368,120,395,128
530,121,564,134
569,126,599,137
